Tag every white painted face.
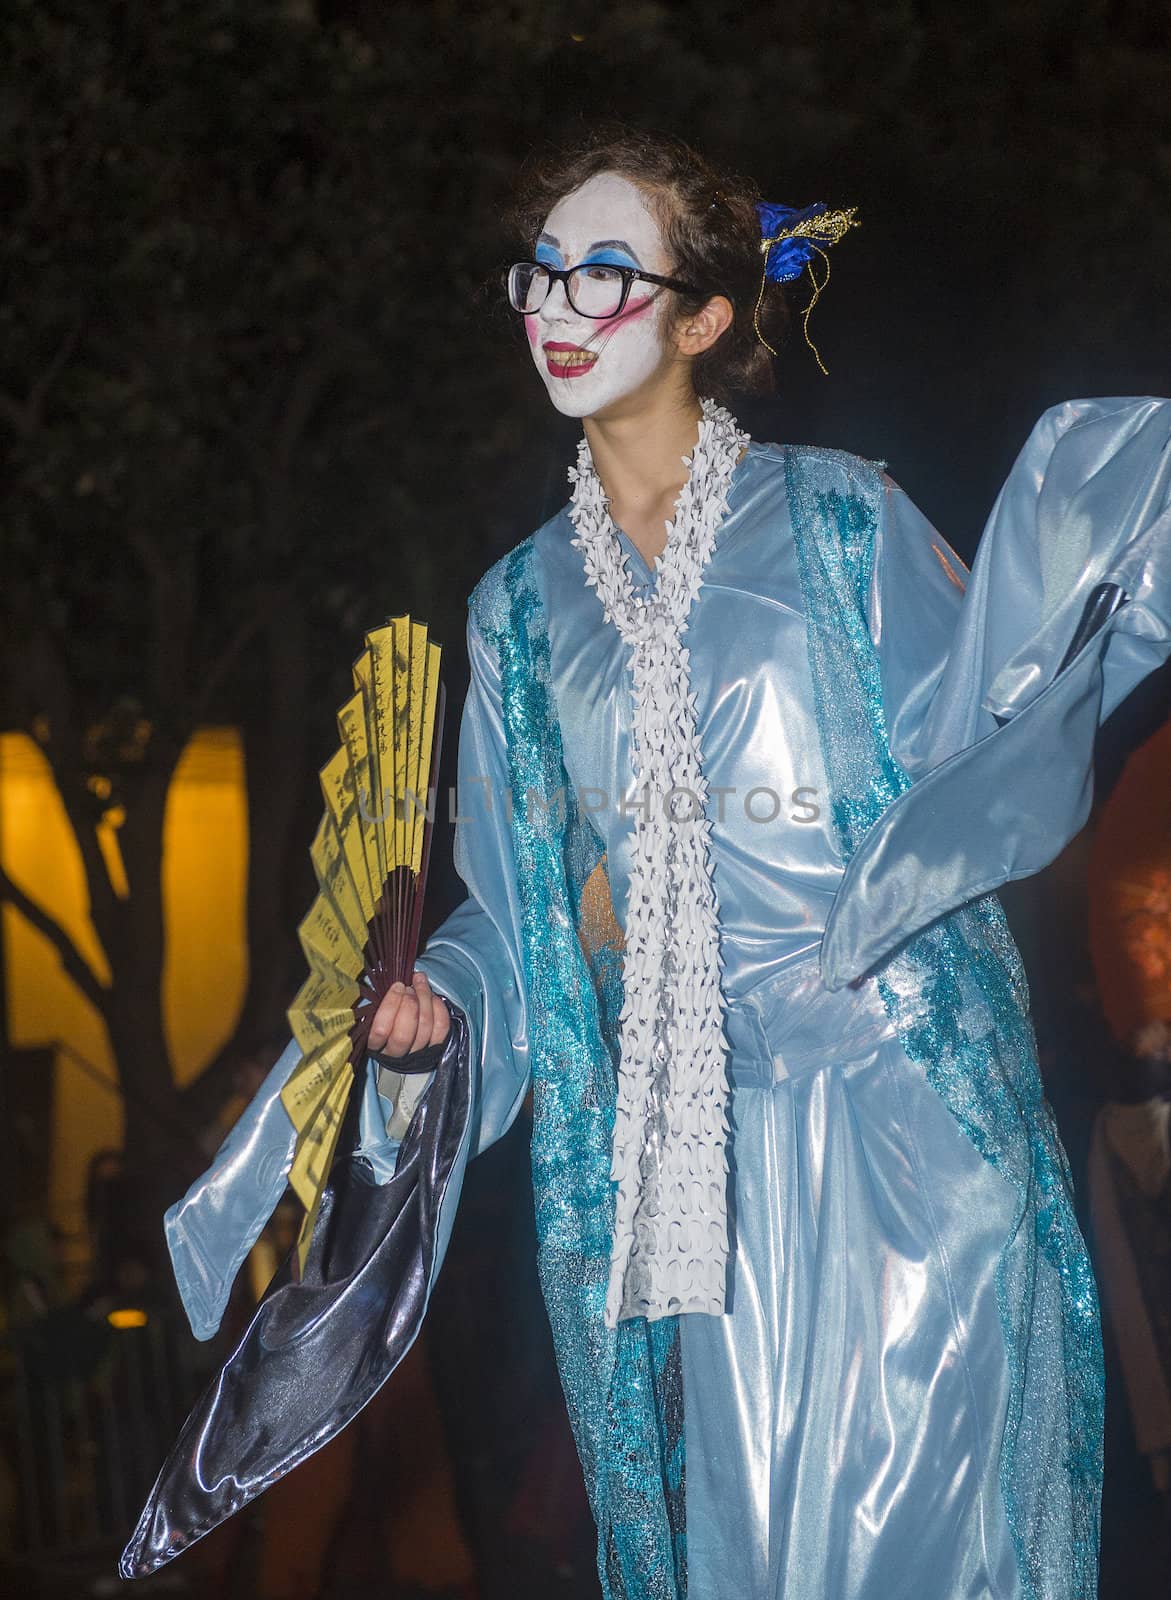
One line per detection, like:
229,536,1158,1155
522,173,677,419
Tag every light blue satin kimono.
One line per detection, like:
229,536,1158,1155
166,397,1171,1600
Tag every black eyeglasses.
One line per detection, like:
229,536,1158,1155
507,259,703,320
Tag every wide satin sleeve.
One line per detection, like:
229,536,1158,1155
165,603,533,1340
408,606,533,1160
869,475,968,780
822,396,1171,990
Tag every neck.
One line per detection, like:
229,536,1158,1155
582,389,705,565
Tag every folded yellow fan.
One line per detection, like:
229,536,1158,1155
283,616,445,1266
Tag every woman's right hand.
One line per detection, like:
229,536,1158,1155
367,970,451,1058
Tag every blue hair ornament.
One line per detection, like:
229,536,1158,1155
753,200,859,373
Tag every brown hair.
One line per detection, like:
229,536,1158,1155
511,125,789,402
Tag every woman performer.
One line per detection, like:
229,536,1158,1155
128,130,1171,1599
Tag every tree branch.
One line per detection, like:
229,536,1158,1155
18,629,124,950
0,864,108,1015
174,1017,256,1131
191,582,294,723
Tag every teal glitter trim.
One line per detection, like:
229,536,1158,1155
785,447,1104,1600
472,542,686,1599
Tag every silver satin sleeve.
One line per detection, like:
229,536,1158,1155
165,1039,304,1341
822,395,1171,989
165,606,532,1339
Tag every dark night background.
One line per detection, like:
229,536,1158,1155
1,1,1170,1595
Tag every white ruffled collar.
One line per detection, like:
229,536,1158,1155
568,397,750,1326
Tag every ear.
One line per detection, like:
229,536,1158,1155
674,293,735,357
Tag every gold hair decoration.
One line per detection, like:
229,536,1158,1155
753,206,859,376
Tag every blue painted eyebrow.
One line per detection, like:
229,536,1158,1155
581,246,641,270
535,232,642,270
585,239,643,267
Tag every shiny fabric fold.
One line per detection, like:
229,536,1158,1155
824,396,1171,989
119,1008,472,1578
678,959,1023,1598
786,443,1103,1598
164,1037,302,1342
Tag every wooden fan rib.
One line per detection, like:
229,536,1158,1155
390,616,414,981
366,624,399,985
353,648,390,895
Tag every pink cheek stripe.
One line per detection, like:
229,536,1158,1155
595,293,657,332
524,314,539,346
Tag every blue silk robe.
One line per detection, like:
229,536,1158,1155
165,397,1171,1599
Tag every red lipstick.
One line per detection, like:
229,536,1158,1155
543,341,600,380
